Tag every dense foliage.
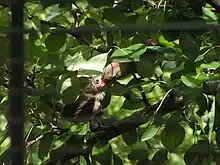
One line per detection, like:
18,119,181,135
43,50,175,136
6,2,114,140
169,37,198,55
1,0,220,164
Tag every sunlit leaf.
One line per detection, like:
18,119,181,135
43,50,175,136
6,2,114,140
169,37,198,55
65,53,108,75
202,7,218,21
181,73,206,88
111,44,148,62
140,125,159,141
74,0,88,10
69,124,89,135
200,61,220,70
0,8,9,27
208,98,215,142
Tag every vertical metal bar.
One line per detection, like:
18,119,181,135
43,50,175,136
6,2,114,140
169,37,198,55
8,0,25,165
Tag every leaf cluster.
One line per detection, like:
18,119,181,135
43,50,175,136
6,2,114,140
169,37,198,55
1,0,220,164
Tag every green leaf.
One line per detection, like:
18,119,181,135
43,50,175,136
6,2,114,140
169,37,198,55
131,141,149,150
179,32,200,62
163,30,180,41
121,99,144,110
65,53,108,75
182,87,202,106
74,0,88,10
40,0,73,7
0,130,8,149
92,143,112,165
0,149,8,165
194,113,206,133
38,132,53,161
110,82,129,96
69,45,92,60
140,125,159,141
85,18,101,38
61,76,80,104
175,0,187,7
103,8,126,25
216,128,220,148
137,159,151,165
111,44,147,62
181,73,206,88
45,33,67,52
62,86,80,104
208,98,215,143
0,37,9,65
123,89,143,102
0,8,9,27
147,85,165,104
202,7,218,21
88,0,114,8
69,124,89,135
216,92,220,106
200,61,220,70
184,141,213,164
152,150,167,165
121,128,138,145
127,149,148,161
159,35,175,47
113,154,123,165
196,93,208,115
135,54,156,78
161,122,185,151
50,139,83,162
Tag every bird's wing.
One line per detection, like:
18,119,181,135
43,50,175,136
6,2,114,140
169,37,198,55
71,93,96,121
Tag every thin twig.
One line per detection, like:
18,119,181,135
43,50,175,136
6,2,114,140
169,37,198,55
25,134,44,148
132,74,150,106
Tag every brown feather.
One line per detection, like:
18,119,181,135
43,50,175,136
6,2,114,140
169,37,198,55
61,76,106,123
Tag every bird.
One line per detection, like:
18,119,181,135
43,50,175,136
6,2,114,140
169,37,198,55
61,75,106,123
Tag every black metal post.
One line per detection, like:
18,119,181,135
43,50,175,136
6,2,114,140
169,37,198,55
8,0,25,165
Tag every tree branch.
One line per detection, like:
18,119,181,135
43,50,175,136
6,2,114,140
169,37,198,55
25,135,44,148
40,20,111,53
42,91,182,164
2,76,220,164
41,79,220,164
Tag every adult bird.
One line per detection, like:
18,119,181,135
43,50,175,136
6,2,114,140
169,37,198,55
61,75,107,124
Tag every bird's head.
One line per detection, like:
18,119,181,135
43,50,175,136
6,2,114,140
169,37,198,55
91,76,106,90
83,76,106,94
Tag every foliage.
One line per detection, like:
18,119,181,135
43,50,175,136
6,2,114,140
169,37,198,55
1,0,220,164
